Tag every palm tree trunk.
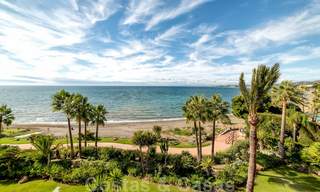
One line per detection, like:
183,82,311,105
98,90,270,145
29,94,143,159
47,153,51,167
78,118,82,158
198,121,202,161
246,115,258,192
84,121,87,148
293,124,298,148
95,123,99,149
0,117,2,135
139,146,144,175
211,119,216,161
67,117,74,158
279,101,286,160
194,121,200,162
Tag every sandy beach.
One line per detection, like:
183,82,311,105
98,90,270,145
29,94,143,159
11,116,244,138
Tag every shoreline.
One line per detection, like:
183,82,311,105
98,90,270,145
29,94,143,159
13,117,186,125
11,115,244,137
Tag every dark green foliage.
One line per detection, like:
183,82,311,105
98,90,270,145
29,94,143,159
132,130,157,150
215,161,248,189
159,138,169,154
63,160,108,184
231,95,281,119
82,146,98,159
214,140,249,164
256,153,282,169
30,134,55,166
81,130,95,141
0,146,34,180
152,125,162,138
1,145,211,188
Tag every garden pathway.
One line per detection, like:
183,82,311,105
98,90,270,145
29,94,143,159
6,130,244,156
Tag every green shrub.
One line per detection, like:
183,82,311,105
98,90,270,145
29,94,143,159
301,142,320,167
99,147,123,161
82,146,98,158
0,146,34,179
172,128,193,136
29,161,48,177
127,167,139,177
48,163,66,180
63,160,108,184
214,140,249,164
215,160,248,190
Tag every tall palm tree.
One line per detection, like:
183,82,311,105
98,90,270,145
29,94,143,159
311,83,320,122
206,94,230,160
197,96,208,161
82,103,94,148
183,96,206,162
52,90,75,158
0,105,15,134
272,80,304,160
239,63,280,192
72,93,88,158
91,104,108,150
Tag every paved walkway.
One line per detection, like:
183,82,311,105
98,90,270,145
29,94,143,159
6,130,244,156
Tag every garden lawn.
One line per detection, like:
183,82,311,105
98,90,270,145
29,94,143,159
255,166,320,192
0,176,192,192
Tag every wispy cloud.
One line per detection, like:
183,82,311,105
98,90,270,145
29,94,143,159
145,0,211,30
154,24,186,45
0,0,120,83
0,0,319,85
122,0,211,30
122,0,162,25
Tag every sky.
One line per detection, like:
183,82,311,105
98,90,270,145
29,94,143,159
0,0,320,86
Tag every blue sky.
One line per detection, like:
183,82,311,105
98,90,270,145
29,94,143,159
0,0,320,85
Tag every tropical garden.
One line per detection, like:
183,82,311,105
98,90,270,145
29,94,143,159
0,64,319,191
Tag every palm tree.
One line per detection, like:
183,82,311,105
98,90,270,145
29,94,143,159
311,83,320,122
239,63,280,192
30,135,55,166
206,94,230,160
52,90,75,158
82,103,94,148
0,105,15,134
132,131,157,173
196,96,208,161
91,104,108,150
159,137,169,166
287,108,319,143
72,93,88,158
272,80,304,160
183,96,206,162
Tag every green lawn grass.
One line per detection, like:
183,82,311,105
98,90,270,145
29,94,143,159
255,167,320,192
0,177,192,192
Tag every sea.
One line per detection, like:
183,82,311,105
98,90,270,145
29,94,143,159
0,86,239,123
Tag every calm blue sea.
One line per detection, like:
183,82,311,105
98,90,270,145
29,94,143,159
0,86,239,123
